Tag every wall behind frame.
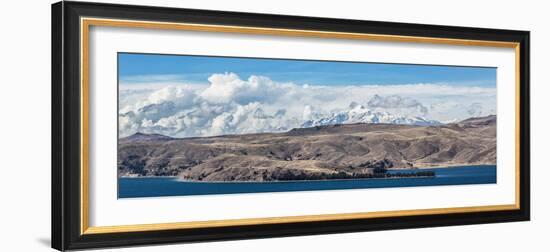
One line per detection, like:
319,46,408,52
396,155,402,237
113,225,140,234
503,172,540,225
0,0,545,251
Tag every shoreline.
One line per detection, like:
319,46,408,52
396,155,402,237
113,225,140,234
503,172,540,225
120,173,439,183
118,164,496,182
119,164,496,178
119,175,177,179
119,175,435,182
387,163,496,170
175,175,439,183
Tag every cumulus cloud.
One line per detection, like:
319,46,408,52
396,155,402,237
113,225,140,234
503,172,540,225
367,94,428,115
118,73,496,138
200,73,293,105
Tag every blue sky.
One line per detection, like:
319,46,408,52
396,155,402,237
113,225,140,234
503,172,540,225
118,53,496,87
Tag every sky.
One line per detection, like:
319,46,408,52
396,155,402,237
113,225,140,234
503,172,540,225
119,53,496,87
118,53,497,138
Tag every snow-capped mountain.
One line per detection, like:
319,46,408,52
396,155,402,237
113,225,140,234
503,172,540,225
301,103,441,128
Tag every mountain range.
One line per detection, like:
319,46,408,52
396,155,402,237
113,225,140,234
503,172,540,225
118,115,496,182
302,103,440,128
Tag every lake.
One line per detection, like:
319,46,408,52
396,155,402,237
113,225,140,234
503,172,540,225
118,165,496,198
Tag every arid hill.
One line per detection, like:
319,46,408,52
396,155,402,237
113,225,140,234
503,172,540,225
118,115,496,182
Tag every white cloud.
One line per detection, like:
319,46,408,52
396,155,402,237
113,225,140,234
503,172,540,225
467,102,484,117
367,94,428,115
200,73,294,105
119,73,496,138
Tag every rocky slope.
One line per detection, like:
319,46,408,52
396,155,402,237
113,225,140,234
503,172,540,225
118,115,496,181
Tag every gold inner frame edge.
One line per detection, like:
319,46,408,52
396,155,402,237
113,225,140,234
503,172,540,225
80,17,522,235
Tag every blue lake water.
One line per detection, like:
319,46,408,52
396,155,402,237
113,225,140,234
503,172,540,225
118,165,496,198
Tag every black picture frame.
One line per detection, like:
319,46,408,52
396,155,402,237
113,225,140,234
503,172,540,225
52,1,530,251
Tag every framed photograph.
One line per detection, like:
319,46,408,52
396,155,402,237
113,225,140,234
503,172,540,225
52,1,530,250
